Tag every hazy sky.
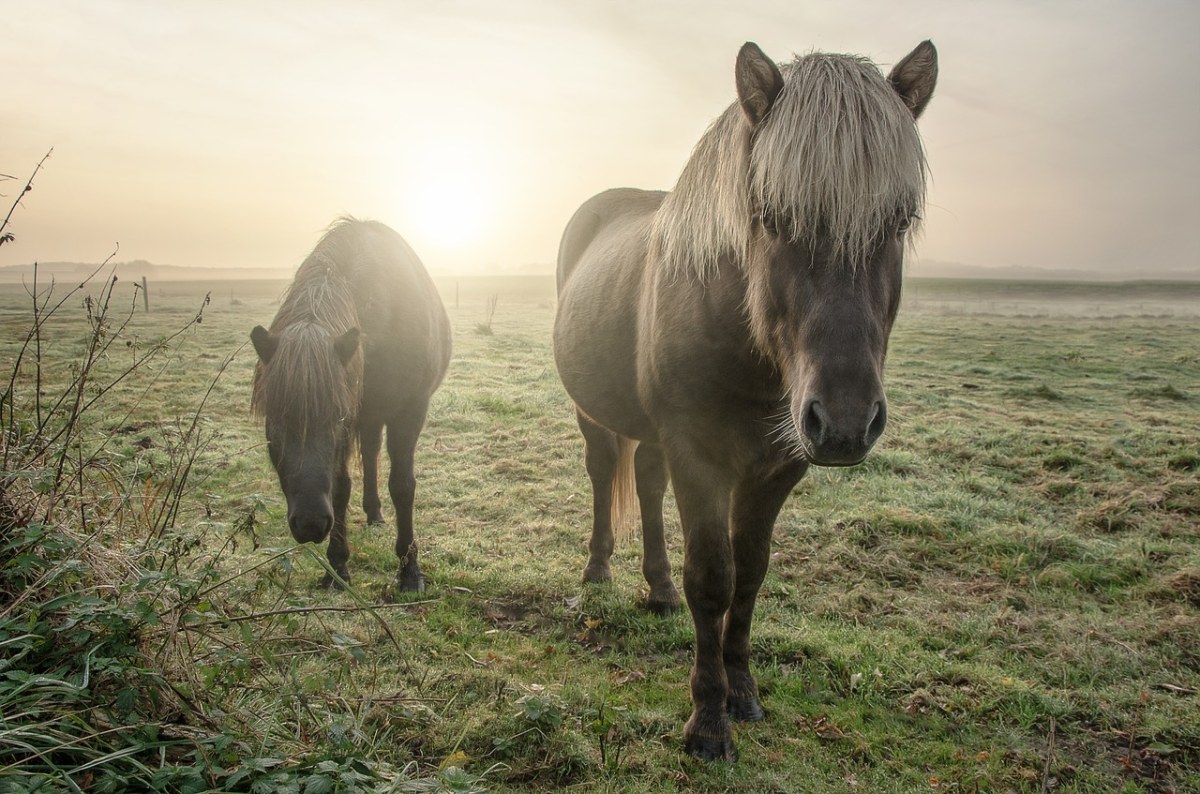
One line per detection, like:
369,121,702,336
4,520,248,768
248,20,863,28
4,0,1199,277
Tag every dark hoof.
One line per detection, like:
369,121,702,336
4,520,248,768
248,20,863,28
684,731,738,763
728,696,764,722
395,567,425,593
684,713,737,763
644,595,681,616
644,583,681,615
319,571,350,591
582,563,612,585
366,514,385,526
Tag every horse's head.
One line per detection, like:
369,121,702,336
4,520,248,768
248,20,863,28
736,41,937,466
250,324,361,543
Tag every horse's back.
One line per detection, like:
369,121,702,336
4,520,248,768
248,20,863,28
319,219,451,408
553,189,664,441
556,188,665,290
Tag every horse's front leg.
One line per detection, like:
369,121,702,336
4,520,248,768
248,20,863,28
321,458,353,590
666,441,738,762
724,459,809,721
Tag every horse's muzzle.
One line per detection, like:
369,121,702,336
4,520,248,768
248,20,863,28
289,511,333,544
799,397,887,466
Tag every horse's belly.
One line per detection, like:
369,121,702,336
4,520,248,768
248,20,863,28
554,280,656,442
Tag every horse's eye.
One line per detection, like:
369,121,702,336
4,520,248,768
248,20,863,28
761,208,780,236
896,214,918,236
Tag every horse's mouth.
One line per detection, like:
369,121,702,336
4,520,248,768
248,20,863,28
808,454,868,468
288,514,333,545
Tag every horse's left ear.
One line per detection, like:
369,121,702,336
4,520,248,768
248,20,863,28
334,328,361,365
736,42,784,125
250,325,278,364
888,40,938,119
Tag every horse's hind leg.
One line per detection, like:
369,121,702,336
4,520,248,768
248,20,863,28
359,418,385,525
635,442,679,614
387,405,428,593
577,409,618,584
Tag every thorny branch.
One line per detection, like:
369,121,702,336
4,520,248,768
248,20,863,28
0,148,53,246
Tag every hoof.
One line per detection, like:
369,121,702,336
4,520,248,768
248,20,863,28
684,712,737,763
644,595,681,616
582,563,612,585
728,695,764,722
319,571,350,591
644,583,681,615
684,731,738,763
395,566,425,593
366,513,385,526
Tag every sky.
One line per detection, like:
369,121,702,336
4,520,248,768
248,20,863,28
3,0,1199,278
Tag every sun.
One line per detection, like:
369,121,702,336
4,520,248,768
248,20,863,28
396,142,494,255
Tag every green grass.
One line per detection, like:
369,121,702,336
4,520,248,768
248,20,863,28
1,276,1197,792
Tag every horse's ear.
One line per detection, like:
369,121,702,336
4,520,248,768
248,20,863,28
250,325,278,365
334,328,360,365
888,40,938,119
736,42,784,125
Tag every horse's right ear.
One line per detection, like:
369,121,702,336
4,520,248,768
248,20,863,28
334,328,361,365
736,42,784,126
888,40,938,119
250,325,278,364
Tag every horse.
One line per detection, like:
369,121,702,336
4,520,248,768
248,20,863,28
552,41,938,761
251,218,451,592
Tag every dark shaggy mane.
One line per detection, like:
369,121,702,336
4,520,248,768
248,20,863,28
251,219,365,446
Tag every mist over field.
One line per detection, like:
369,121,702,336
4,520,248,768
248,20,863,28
5,1,1200,280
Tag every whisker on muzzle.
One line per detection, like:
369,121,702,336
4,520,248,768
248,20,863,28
766,405,811,462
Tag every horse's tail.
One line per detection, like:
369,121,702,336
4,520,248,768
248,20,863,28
610,435,640,541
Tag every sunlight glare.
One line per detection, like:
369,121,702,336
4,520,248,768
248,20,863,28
397,140,494,256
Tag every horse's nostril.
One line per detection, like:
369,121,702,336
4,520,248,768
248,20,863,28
802,400,827,446
865,400,887,446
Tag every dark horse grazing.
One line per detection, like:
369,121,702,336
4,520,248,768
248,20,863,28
251,218,451,592
553,41,937,760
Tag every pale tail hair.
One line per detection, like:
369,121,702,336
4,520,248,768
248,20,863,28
609,436,639,541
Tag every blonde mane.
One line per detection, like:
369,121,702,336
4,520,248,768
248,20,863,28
653,52,928,278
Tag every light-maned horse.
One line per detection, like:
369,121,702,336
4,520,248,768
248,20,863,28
251,218,451,592
553,41,938,761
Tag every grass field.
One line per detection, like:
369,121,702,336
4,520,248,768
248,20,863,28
1,274,1197,792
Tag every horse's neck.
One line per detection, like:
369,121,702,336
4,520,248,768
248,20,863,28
644,259,781,403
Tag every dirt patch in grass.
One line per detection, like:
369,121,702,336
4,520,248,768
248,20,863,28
1043,450,1087,470
1156,569,1200,608
1162,480,1200,516
1130,384,1189,401
1006,383,1065,400
1167,452,1200,472
478,595,571,641
1097,732,1186,794
1075,483,1198,533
